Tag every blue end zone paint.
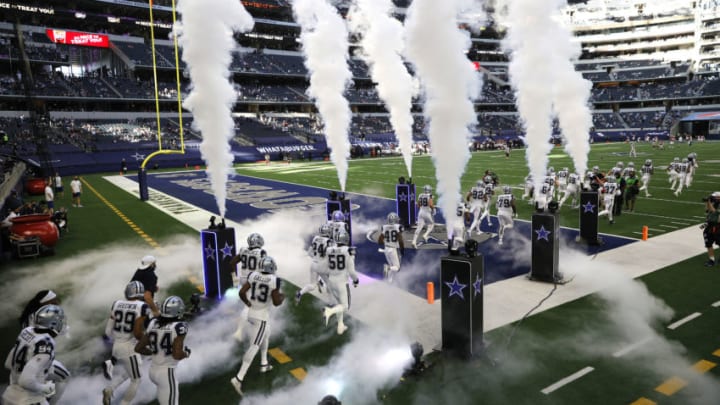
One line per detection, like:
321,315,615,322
133,171,635,299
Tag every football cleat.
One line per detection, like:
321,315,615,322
323,307,331,326
294,291,302,305
230,377,243,396
260,363,273,373
337,324,348,335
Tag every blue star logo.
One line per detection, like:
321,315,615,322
445,275,467,300
204,244,215,260
535,226,551,242
399,193,408,202
132,152,146,161
220,242,234,259
409,192,415,201
583,201,596,213
473,273,482,298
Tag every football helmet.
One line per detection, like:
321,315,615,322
503,185,512,194
547,167,555,175
34,305,65,336
682,158,688,163
673,157,680,162
616,161,624,168
319,223,332,237
423,185,432,194
387,212,400,224
332,210,345,222
483,175,493,184
247,233,264,249
592,166,599,173
335,229,350,245
259,256,277,274
476,179,484,188
562,167,569,172
125,280,145,300
160,296,185,319
645,159,652,165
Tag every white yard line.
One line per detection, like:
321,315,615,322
667,312,702,330
541,367,595,395
612,337,653,358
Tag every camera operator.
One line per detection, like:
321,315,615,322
702,192,720,267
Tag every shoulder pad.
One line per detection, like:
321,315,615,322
348,247,357,256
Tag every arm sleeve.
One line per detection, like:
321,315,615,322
105,316,114,338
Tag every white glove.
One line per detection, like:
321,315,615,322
41,381,56,397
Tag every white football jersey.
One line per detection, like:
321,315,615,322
557,170,569,184
325,245,358,282
567,173,580,186
329,220,349,242
6,327,55,388
308,234,332,263
483,182,495,197
245,271,281,321
417,192,433,212
641,165,654,175
145,318,188,367
235,246,266,283
677,162,688,173
603,182,618,196
469,186,485,203
380,223,403,249
496,193,514,214
109,299,150,343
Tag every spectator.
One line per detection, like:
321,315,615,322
44,179,55,214
70,176,82,207
54,172,63,199
131,255,160,316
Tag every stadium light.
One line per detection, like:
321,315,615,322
75,11,86,19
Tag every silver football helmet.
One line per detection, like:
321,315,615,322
673,157,680,162
423,185,432,194
645,159,652,165
332,210,345,222
34,305,65,336
503,185,512,194
682,158,688,163
335,229,350,245
483,175,493,184
160,296,185,319
387,212,400,224
616,161,624,168
319,223,332,237
247,233,264,249
628,162,635,167
125,280,145,300
592,165,599,173
476,179,484,188
259,256,277,274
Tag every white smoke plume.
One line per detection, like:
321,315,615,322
293,0,353,191
348,0,415,177
503,0,556,193
404,0,483,235
176,0,254,216
550,5,593,177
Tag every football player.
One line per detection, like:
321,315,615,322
521,174,534,202
556,167,569,200
638,159,654,197
378,212,404,283
229,233,267,342
558,171,581,209
495,186,517,246
323,230,359,336
328,210,349,242
231,257,285,397
466,180,487,235
598,176,619,224
296,224,332,304
449,202,470,253
102,281,151,405
412,185,435,248
135,296,191,405
667,157,680,189
481,175,496,227
3,305,66,405
535,175,556,211
674,158,690,197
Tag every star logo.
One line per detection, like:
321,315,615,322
204,244,215,260
220,242,234,259
535,225,551,242
473,273,482,298
409,192,415,201
445,275,467,300
398,193,408,202
132,152,146,161
582,201,596,213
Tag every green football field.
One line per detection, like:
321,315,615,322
1,140,719,404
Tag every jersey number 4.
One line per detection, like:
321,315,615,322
148,331,173,355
